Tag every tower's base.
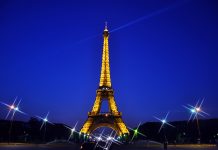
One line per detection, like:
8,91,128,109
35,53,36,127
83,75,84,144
80,113,129,136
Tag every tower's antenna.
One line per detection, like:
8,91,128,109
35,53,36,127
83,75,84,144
105,21,108,30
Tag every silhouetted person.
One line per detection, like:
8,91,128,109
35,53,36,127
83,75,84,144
163,140,168,150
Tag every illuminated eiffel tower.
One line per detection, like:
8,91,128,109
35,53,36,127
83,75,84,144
80,24,129,136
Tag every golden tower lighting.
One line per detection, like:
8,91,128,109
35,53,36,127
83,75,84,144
80,24,129,136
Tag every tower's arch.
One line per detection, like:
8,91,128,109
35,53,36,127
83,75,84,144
90,123,120,135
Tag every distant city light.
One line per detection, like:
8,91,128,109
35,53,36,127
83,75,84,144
92,130,122,149
107,136,112,141
128,122,146,142
196,107,201,112
97,137,102,141
154,112,175,133
71,128,75,132
64,121,78,141
10,105,15,110
36,112,53,130
43,118,48,122
14,107,19,111
183,98,209,121
162,119,166,124
0,98,26,120
191,109,196,113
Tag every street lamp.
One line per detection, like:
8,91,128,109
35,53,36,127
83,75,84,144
154,111,175,148
36,112,53,142
183,98,209,144
127,122,146,142
64,121,78,141
0,97,27,143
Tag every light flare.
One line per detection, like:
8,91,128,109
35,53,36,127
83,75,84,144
36,112,53,130
128,122,146,142
183,98,209,121
0,97,27,120
154,112,175,133
93,130,121,150
64,121,79,141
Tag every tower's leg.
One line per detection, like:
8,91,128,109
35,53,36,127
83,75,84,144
80,117,93,135
115,118,129,135
91,93,102,114
108,95,119,113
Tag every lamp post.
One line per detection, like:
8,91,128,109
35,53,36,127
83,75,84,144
127,122,146,143
36,112,53,143
154,112,175,150
183,99,209,144
0,98,26,143
65,121,78,141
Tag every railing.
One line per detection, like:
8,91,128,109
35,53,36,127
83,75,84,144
88,112,122,116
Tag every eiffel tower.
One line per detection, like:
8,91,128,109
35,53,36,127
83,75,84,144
80,24,129,136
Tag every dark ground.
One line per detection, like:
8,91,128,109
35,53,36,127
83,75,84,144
0,144,218,150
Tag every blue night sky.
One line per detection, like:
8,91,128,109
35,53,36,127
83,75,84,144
0,0,218,127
